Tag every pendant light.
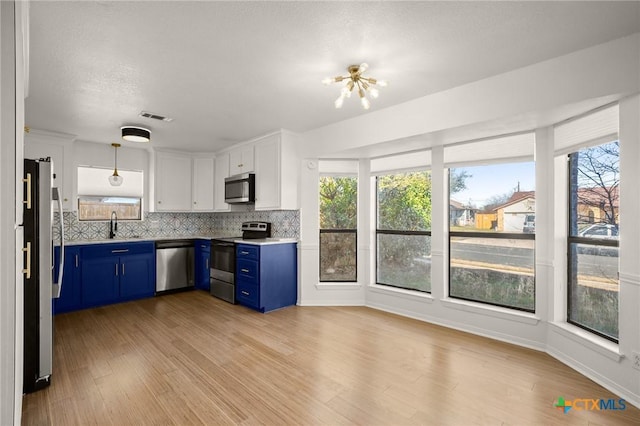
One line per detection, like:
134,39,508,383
109,143,123,186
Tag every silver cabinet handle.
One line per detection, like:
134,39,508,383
75,254,78,268
112,249,129,253
206,259,209,269
241,268,249,273
241,291,249,296
122,263,125,275
115,263,118,276
240,251,249,255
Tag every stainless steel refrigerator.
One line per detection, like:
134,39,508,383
23,158,64,393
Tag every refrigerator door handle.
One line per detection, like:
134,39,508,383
22,242,31,279
23,173,32,209
52,187,64,298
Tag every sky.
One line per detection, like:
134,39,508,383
451,162,535,208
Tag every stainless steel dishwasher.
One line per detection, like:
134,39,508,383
155,240,195,293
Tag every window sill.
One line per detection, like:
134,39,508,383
315,282,362,291
549,322,622,362
440,298,540,325
368,284,434,302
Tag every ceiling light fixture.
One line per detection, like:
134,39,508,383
323,63,387,110
121,126,151,143
109,143,123,187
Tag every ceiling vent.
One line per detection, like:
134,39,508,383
139,111,173,122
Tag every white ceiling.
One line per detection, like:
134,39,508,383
26,1,640,153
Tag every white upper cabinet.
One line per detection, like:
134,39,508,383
24,130,74,211
214,153,231,212
192,157,214,211
229,145,254,176
254,132,299,210
155,151,192,211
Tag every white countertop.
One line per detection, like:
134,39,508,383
64,236,298,246
234,238,298,246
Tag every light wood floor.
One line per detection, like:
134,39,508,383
22,290,640,425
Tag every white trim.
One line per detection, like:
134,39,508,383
619,272,640,286
553,133,618,157
366,301,546,352
315,283,362,291
440,297,540,325
548,322,622,362
546,345,640,409
445,155,534,169
536,259,554,267
297,301,365,307
368,283,434,302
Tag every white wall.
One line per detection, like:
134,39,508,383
0,1,25,424
297,33,640,408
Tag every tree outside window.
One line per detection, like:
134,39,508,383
568,140,619,342
376,171,432,292
319,176,357,282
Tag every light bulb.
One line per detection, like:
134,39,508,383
358,63,369,74
109,173,123,186
369,87,379,98
322,77,333,85
334,94,345,109
377,80,388,87
361,97,370,110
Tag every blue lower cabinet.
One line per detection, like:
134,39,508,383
235,243,297,313
81,256,119,307
119,254,155,300
194,239,211,291
53,246,82,314
79,241,155,309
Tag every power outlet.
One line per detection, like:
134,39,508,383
632,352,640,371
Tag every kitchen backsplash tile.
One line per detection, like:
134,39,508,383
55,210,300,242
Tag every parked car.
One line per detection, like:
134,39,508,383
522,214,535,233
578,223,619,239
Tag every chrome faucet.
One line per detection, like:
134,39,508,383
109,211,118,239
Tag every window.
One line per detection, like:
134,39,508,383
319,176,357,282
567,141,619,342
77,166,143,221
376,171,431,292
448,161,536,311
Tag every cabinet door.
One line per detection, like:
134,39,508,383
214,153,231,211
192,157,214,211
255,135,280,210
81,257,119,307
156,152,192,211
119,254,154,300
229,146,254,176
53,246,81,314
194,240,211,290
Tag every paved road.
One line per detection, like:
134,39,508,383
450,241,618,280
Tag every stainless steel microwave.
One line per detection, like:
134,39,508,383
224,173,255,204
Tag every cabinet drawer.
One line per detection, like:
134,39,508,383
236,244,259,260
81,241,154,258
237,258,258,281
236,281,259,308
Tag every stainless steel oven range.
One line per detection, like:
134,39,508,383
209,238,237,303
209,221,272,304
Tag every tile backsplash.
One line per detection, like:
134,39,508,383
56,210,300,242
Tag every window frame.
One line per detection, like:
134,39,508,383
447,166,536,313
566,148,620,343
318,174,358,283
374,170,432,294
